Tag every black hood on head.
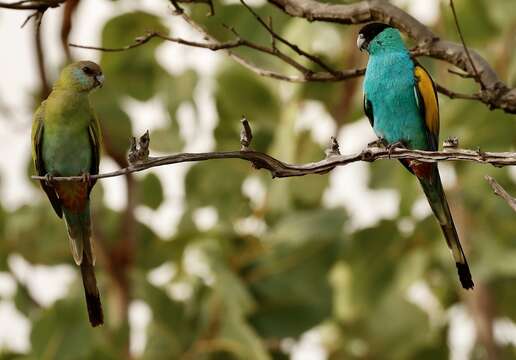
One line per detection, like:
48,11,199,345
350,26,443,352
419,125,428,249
357,23,393,51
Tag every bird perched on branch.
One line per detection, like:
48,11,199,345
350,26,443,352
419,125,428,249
31,61,105,325
357,23,474,290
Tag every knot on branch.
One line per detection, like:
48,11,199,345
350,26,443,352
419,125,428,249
443,136,459,151
127,130,150,164
240,116,253,151
135,32,154,43
325,136,341,157
361,148,376,162
476,147,487,162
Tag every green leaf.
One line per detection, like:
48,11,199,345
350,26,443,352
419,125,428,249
138,173,164,210
91,91,132,162
250,209,345,337
149,70,198,153
364,289,432,359
342,221,409,313
4,204,69,265
184,160,251,221
100,12,169,101
443,0,498,45
31,298,94,360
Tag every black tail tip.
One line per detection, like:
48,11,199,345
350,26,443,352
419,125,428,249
85,293,104,327
456,262,474,290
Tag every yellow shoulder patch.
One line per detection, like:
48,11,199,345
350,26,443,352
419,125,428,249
414,65,439,137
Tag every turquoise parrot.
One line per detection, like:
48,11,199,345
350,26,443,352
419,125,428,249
31,61,105,325
357,23,474,289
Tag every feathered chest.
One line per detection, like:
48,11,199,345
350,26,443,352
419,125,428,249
364,52,415,103
363,51,429,148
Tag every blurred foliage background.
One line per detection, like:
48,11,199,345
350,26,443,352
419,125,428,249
0,0,515,359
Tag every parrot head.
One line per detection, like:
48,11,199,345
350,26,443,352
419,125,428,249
57,61,104,92
357,23,405,54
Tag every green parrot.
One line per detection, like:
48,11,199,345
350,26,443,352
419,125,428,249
31,61,104,326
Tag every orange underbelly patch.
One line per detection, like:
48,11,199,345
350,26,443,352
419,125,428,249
55,181,88,212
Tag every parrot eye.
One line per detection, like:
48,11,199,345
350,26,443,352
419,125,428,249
82,66,94,75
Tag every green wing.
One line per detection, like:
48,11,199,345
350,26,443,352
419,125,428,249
31,102,63,218
87,113,102,195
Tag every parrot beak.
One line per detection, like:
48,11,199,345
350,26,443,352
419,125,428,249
94,74,104,88
357,33,366,52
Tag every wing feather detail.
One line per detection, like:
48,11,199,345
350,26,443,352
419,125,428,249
87,114,102,195
31,103,63,218
414,65,439,151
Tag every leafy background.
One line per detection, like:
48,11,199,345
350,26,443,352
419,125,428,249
0,0,515,359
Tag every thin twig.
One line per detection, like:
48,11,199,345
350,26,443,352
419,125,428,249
68,18,489,104
485,176,516,212
268,16,276,50
239,0,339,76
449,0,485,90
434,83,481,101
448,68,474,79
34,10,50,99
20,9,38,27
222,23,311,75
70,30,365,82
71,31,240,52
60,0,80,61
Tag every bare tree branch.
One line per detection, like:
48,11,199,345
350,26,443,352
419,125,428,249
3,0,514,111
70,31,365,82
0,0,64,10
239,0,339,76
434,83,481,101
68,35,485,100
69,0,508,110
29,148,516,182
31,120,516,183
448,68,474,79
485,176,516,212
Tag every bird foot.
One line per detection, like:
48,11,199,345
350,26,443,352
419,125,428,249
367,138,385,149
44,173,55,187
81,173,93,187
386,141,406,158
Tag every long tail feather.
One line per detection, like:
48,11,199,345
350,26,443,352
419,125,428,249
418,166,474,290
63,210,84,265
439,221,474,289
63,206,104,326
80,258,104,326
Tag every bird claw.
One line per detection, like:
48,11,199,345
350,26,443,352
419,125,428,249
81,173,92,187
386,141,405,158
367,137,385,149
44,173,54,187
